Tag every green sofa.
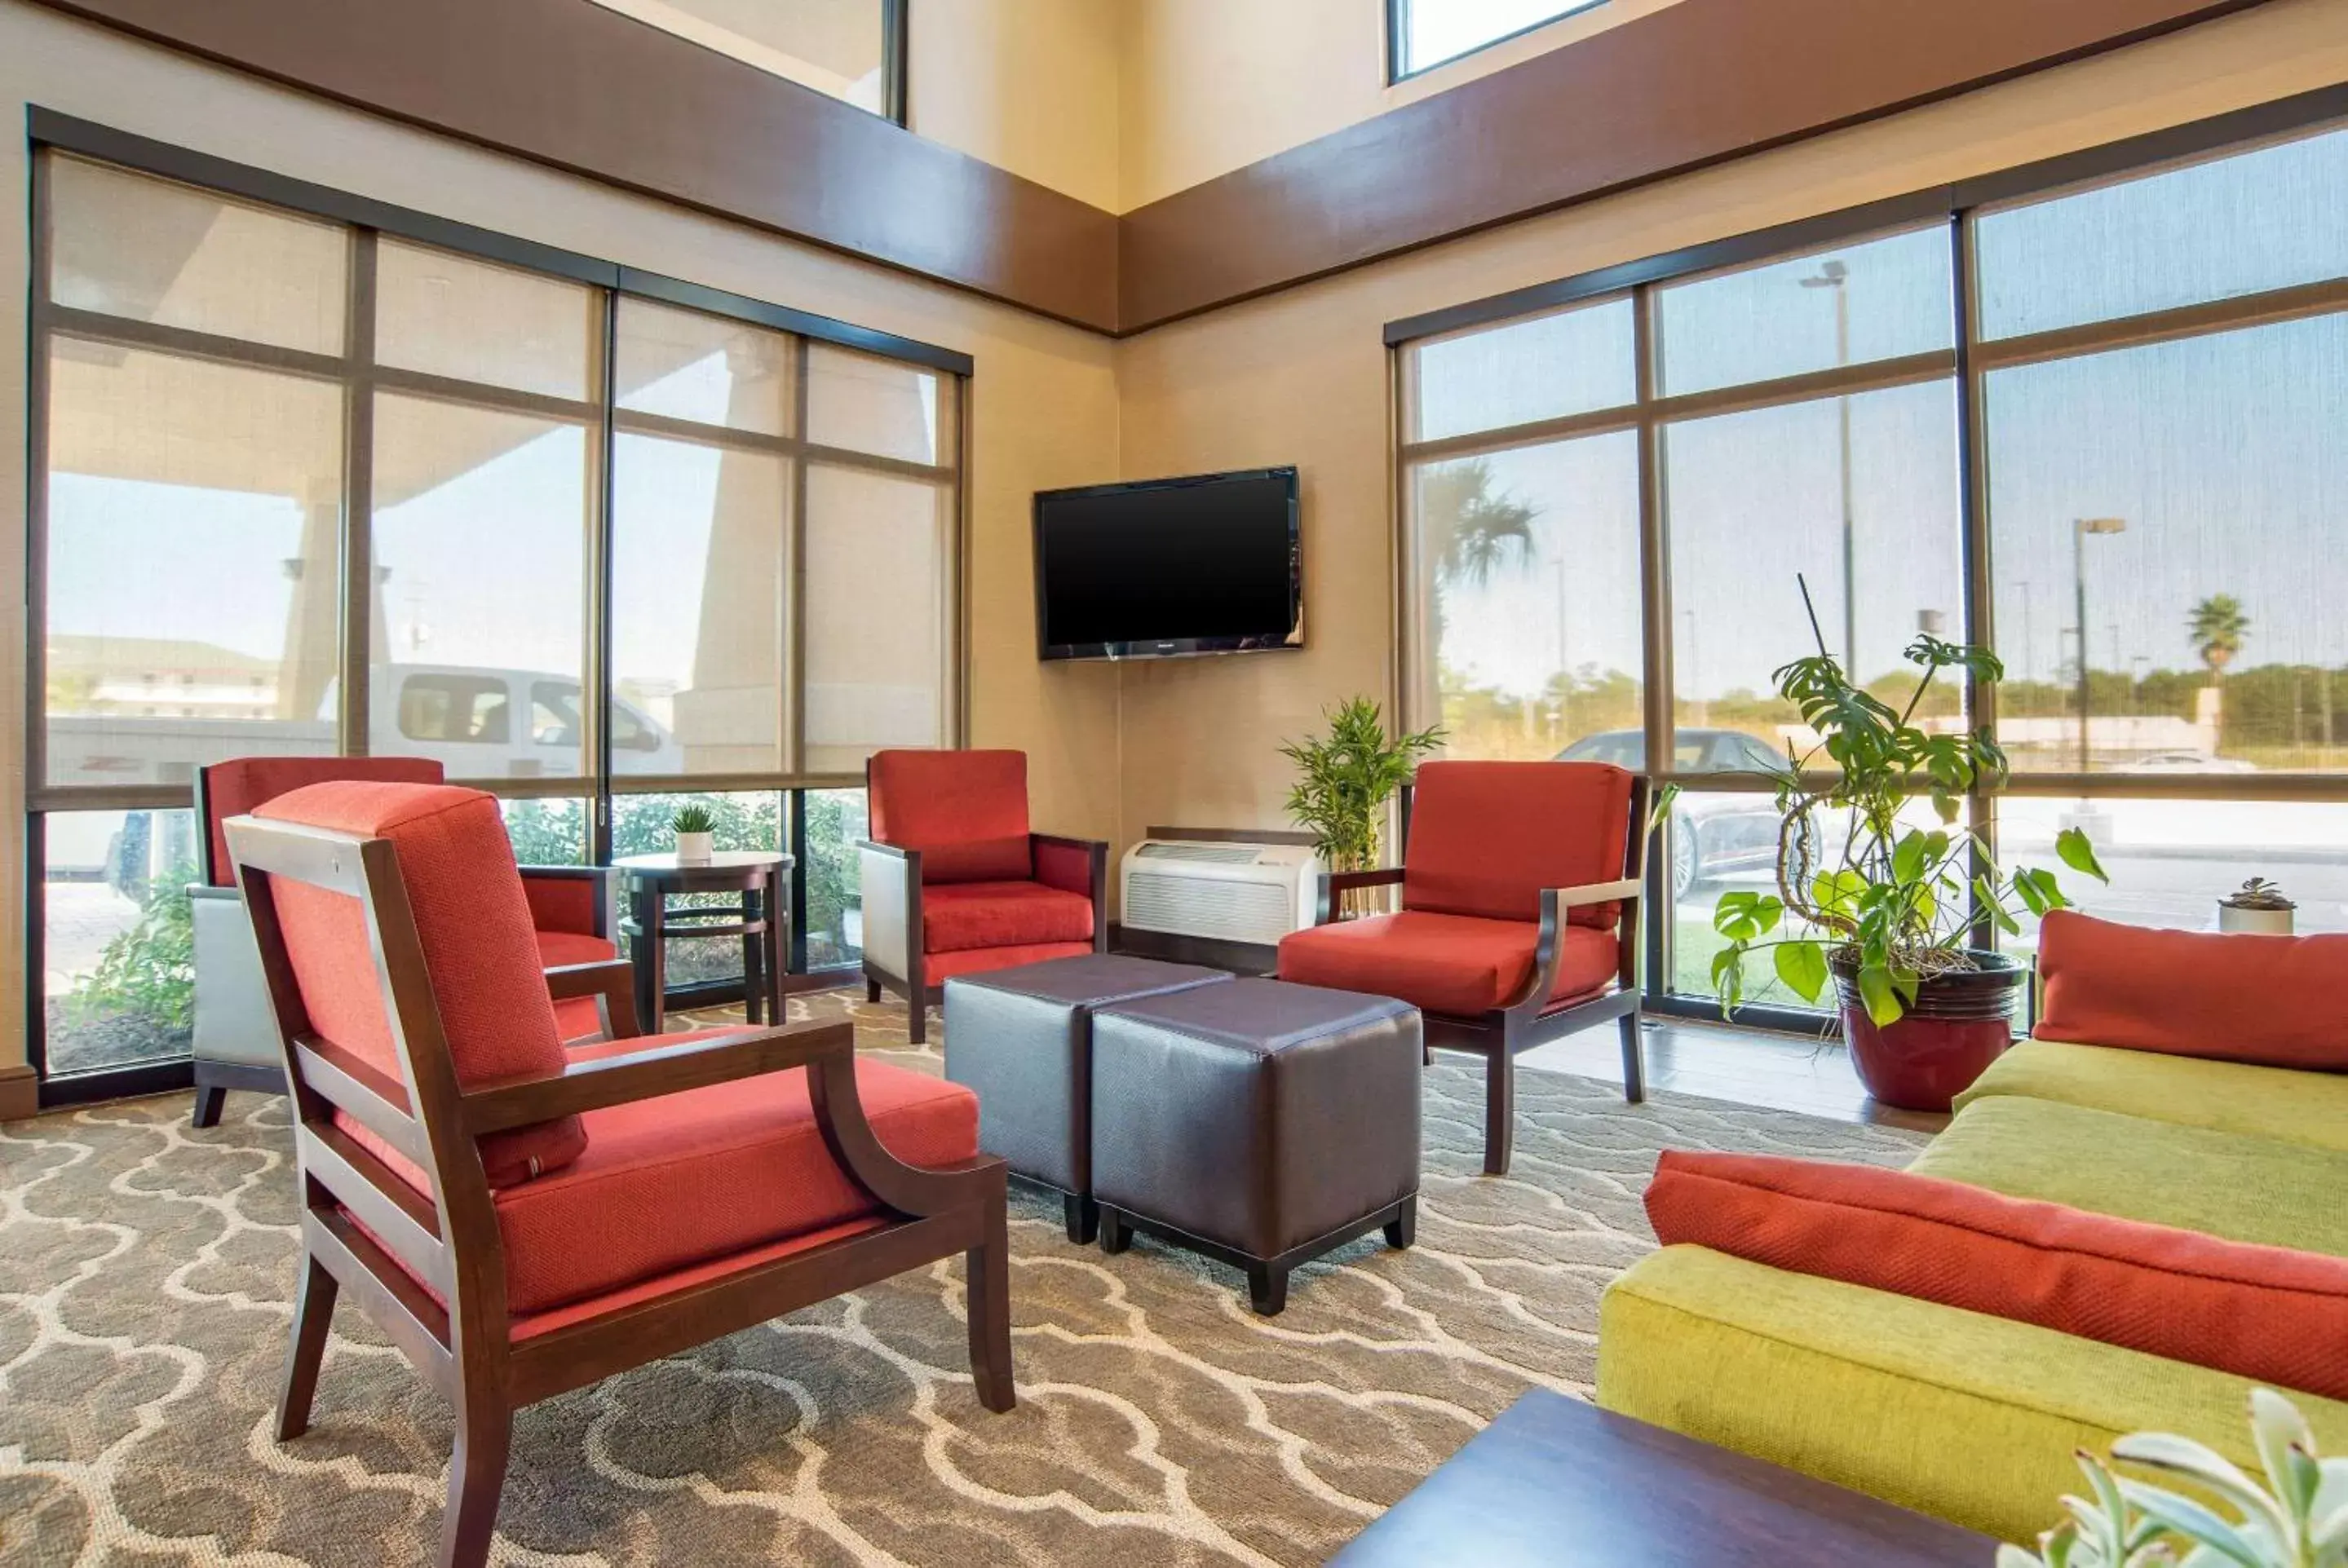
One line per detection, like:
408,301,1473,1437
1596,1036,2348,1546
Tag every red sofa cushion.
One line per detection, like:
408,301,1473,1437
2036,910,2348,1070
869,749,1033,884
922,881,1095,954
489,1034,979,1317
520,872,604,937
1278,910,1618,1017
1404,761,1634,930
202,755,444,886
1645,1149,2348,1402
251,781,586,1187
927,942,1097,983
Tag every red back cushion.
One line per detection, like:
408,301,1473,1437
201,756,444,886
868,749,1033,884
1646,1150,2348,1402
1404,761,1634,928
249,781,584,1186
2036,910,2348,1070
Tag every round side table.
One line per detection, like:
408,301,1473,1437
614,851,794,1033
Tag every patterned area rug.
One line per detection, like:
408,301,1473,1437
0,993,1926,1567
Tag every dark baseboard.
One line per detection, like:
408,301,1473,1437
1108,925,1278,977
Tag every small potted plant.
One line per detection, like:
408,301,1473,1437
670,803,715,864
2220,877,2297,937
1281,697,1444,915
1708,583,2107,1112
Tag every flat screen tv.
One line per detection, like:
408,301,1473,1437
1033,467,1302,661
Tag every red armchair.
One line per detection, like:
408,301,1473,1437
859,749,1109,1044
227,780,1012,1568
1276,761,1652,1177
188,757,618,1128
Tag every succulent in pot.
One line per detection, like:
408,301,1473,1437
670,803,716,864
1706,582,2107,1111
2220,877,2297,937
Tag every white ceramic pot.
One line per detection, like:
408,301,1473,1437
675,831,714,864
2218,902,2295,936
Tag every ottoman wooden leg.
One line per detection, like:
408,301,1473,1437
1099,1207,1133,1255
1063,1193,1099,1246
1248,1263,1289,1317
1383,1195,1417,1249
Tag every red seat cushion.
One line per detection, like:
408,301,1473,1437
927,941,1097,983
535,930,620,1043
250,781,585,1187
2036,909,2348,1070
493,1033,979,1316
1646,1150,2348,1402
1404,761,1634,930
1277,910,1618,1017
201,756,443,886
869,749,1033,884
922,881,1094,955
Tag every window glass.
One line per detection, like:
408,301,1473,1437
1396,0,1603,76
611,433,789,776
47,156,347,356
611,790,785,989
800,788,869,970
1665,381,1964,770
584,0,893,116
807,344,949,465
371,394,590,780
1983,316,2348,775
42,808,201,1076
375,239,597,401
616,297,793,435
1977,126,2348,341
501,796,590,866
1411,296,1636,442
803,466,950,773
43,342,345,787
1408,435,1644,762
1656,227,1955,397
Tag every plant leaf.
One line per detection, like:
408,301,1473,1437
2116,1478,2268,1568
2056,826,2111,884
1855,964,1903,1027
1774,940,1829,1003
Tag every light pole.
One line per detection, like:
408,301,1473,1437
1801,259,1855,674
2073,517,2126,770
2016,581,2034,684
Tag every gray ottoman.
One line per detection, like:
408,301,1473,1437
1090,978,1423,1314
943,954,1230,1242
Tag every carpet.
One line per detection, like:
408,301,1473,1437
0,992,1926,1566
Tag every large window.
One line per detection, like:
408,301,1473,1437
586,0,905,122
27,139,965,1093
1398,114,2348,1021
1391,0,1606,80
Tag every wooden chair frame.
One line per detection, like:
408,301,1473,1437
859,833,1110,1045
226,813,1014,1568
1307,776,1655,1177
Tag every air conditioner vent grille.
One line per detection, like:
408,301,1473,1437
1125,871,1293,945
1135,842,1261,864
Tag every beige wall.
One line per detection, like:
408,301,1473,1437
0,0,1125,1077
1110,0,2348,846
1118,0,1687,208
911,0,1125,210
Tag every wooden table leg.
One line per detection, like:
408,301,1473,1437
632,883,665,1036
741,888,766,1026
762,869,785,1023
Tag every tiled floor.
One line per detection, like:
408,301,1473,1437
1519,1015,1952,1135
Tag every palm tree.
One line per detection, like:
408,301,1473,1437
2187,594,2251,677
1421,459,1537,590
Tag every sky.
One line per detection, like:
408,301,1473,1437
1420,122,2348,701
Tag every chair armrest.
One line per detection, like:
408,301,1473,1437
1314,867,1405,925
1556,878,1643,908
1032,834,1109,947
462,1018,988,1217
859,840,920,981
186,882,241,903
1506,881,1643,1010
542,958,642,1040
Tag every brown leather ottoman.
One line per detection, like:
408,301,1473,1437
943,954,1231,1243
1090,978,1422,1314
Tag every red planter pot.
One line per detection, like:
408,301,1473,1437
1833,954,2026,1114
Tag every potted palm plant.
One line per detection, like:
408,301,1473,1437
1709,587,2107,1111
1282,697,1443,914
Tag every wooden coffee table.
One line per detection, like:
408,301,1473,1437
1327,1389,1996,1566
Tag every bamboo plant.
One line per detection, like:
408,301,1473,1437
1281,697,1443,910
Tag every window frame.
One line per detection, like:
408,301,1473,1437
1387,0,1610,85
1388,84,2348,1032
24,112,966,1101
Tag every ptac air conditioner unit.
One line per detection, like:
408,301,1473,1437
1118,839,1324,947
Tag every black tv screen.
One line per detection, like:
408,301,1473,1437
1033,468,1302,661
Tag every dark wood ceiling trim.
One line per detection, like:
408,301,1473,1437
1117,0,2275,333
24,0,1122,333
